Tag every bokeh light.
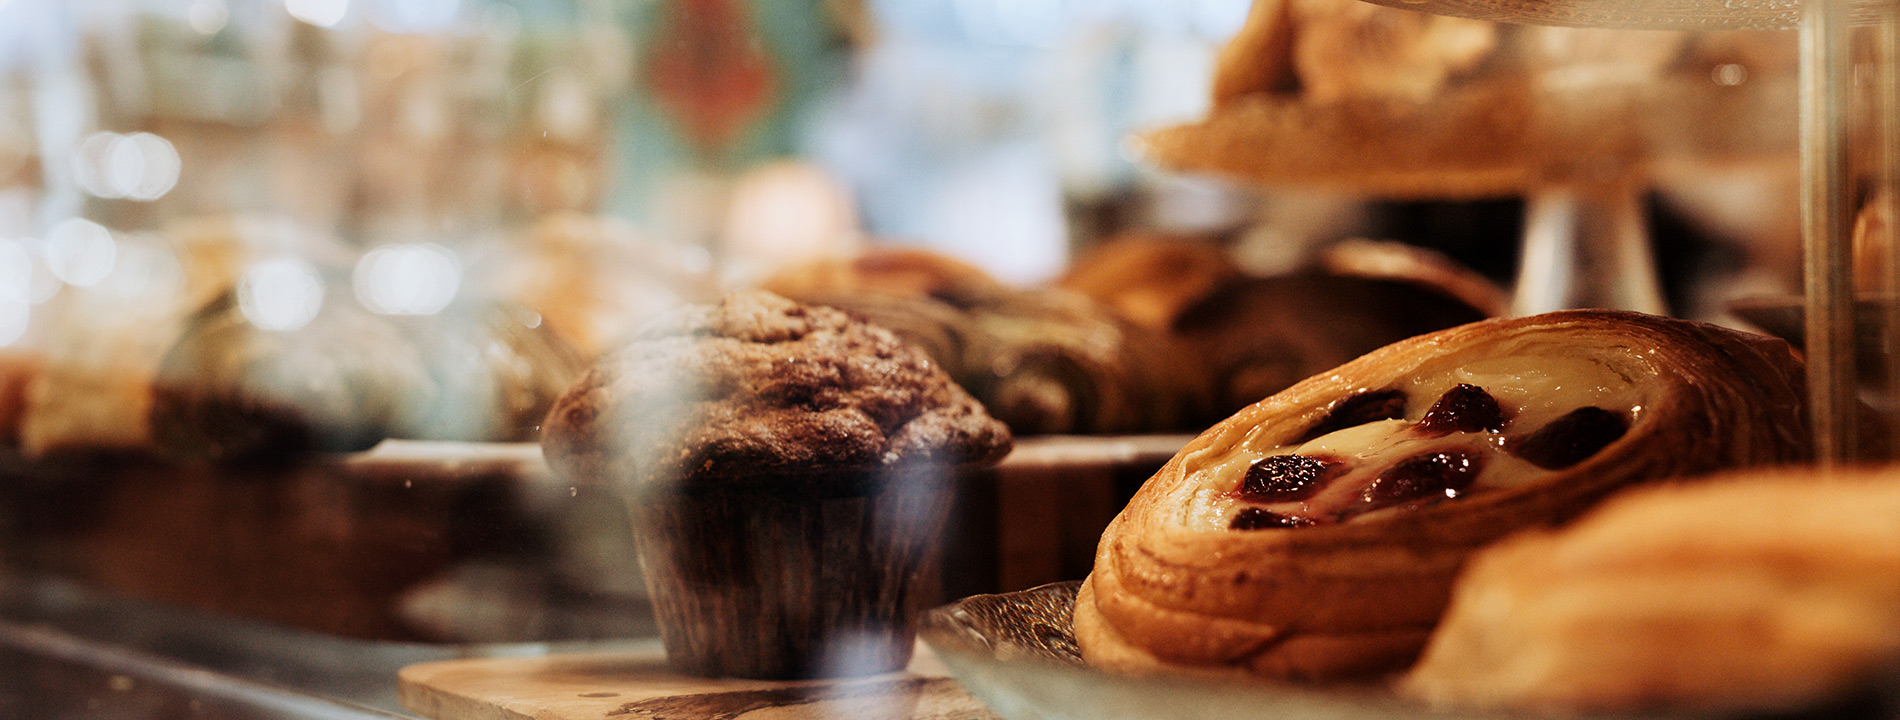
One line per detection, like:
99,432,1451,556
353,243,460,315
365,0,459,33
73,132,181,201
187,0,228,35
98,235,185,305
722,162,859,274
46,218,117,287
238,259,325,332
0,239,32,304
285,0,348,28
0,298,27,347
73,133,120,199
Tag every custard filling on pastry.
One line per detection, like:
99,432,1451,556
1196,355,1642,530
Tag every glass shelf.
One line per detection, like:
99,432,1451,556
1356,0,1883,30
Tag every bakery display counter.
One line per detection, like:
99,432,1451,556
0,574,488,719
0,432,1186,719
0,434,1187,643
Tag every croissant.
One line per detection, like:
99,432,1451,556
1402,468,1900,715
1074,310,1810,680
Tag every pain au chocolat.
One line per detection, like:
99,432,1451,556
1073,310,1811,680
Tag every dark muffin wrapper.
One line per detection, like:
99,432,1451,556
627,463,959,680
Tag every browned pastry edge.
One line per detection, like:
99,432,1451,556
1401,467,1900,715
1316,239,1509,319
1211,0,1299,106
1057,234,1244,333
1137,77,1539,198
1075,310,1811,680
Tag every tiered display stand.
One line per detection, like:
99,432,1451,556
1155,0,1890,463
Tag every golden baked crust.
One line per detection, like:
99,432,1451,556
1402,468,1900,714
540,290,1012,488
1074,310,1810,680
1057,234,1243,332
1151,0,1793,196
763,248,1211,435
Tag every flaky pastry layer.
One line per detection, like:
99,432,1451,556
1075,310,1810,680
1402,468,1900,714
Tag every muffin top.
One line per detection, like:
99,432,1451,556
541,290,1012,488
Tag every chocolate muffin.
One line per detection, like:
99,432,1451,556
541,290,1011,679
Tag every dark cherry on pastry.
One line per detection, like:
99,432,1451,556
540,289,1011,680
1074,310,1811,682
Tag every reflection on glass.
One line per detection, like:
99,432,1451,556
75,131,180,201
353,242,460,315
45,217,116,287
284,0,349,29
237,257,323,331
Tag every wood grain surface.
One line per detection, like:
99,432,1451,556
398,642,1000,720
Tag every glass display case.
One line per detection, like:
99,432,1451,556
1,0,1895,718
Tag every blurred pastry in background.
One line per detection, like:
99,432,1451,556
762,247,1209,435
391,301,588,443
1172,268,1495,420
17,213,584,461
967,288,1208,436
1062,234,1501,425
762,245,1002,309
1854,190,1891,291
0,351,40,444
20,305,176,457
1211,0,1494,108
1165,0,1524,197
1058,233,1244,332
150,288,425,460
492,212,715,359
1316,238,1508,317
1404,468,1900,715
1285,0,1497,105
151,292,582,463
16,215,357,458
1156,0,1793,198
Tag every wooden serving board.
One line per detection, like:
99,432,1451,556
398,642,1000,720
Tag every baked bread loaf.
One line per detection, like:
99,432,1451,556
1403,467,1900,715
1057,234,1244,332
762,248,1209,435
541,289,1011,679
1171,271,1493,422
1074,310,1810,680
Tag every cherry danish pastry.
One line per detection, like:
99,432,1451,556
1074,310,1811,680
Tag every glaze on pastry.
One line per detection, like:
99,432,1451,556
1074,310,1810,680
1402,468,1900,714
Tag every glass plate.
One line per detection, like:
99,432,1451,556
916,582,1496,720
917,582,1899,720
